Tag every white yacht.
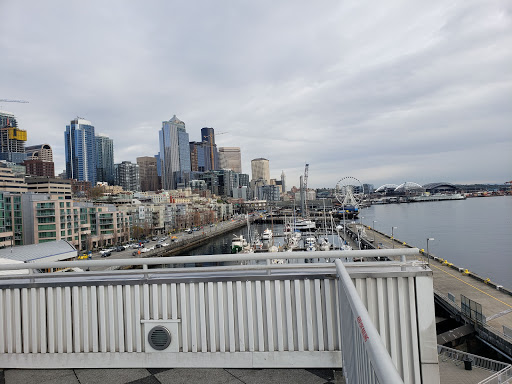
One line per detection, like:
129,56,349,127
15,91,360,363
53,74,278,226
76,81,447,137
262,228,273,241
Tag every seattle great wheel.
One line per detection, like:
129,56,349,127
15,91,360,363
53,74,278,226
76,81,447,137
334,177,364,208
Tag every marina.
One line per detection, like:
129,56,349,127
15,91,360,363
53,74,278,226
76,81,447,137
0,196,511,383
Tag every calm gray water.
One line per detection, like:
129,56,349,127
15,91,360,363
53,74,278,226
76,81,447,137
359,196,512,289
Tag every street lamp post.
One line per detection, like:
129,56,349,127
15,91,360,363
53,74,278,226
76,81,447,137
372,220,377,244
391,226,397,249
426,237,434,266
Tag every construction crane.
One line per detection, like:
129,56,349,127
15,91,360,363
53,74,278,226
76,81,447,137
206,131,228,170
304,163,309,218
0,99,29,103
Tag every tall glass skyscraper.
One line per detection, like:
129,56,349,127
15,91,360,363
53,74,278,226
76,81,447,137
95,134,114,185
64,118,97,185
201,127,218,171
159,115,191,190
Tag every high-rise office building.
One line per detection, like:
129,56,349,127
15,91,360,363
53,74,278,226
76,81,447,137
115,161,140,192
281,170,286,193
137,156,159,192
0,110,27,164
251,158,270,184
189,141,207,172
159,115,191,190
64,118,97,185
95,134,115,185
201,127,219,171
218,147,242,173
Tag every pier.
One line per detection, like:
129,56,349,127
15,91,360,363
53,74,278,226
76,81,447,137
343,223,512,360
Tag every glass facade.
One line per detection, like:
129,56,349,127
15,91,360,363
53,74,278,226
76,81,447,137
95,135,114,184
64,119,97,185
159,115,191,190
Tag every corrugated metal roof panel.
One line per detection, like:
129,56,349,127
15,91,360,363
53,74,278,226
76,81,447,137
0,240,77,263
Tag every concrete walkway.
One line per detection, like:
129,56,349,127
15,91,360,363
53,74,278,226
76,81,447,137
0,368,344,384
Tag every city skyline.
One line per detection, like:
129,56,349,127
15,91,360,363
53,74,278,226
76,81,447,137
1,1,511,188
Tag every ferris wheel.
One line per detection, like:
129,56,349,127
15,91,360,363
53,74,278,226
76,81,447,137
335,177,364,207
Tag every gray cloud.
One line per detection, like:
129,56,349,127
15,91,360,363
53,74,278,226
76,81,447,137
1,0,510,189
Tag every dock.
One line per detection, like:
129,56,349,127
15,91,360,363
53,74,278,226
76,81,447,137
344,223,512,360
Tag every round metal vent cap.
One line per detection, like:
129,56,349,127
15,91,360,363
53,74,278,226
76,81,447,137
148,326,171,350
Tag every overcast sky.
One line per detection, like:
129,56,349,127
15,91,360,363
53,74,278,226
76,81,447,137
1,0,511,189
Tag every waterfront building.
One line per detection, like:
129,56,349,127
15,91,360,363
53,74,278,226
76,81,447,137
25,177,72,197
64,118,97,185
95,134,115,185
115,161,140,192
137,156,159,192
232,186,249,200
159,115,191,190
218,147,242,173
251,158,270,184
201,127,218,171
21,193,129,250
258,184,281,201
0,191,23,246
0,167,28,193
0,110,27,164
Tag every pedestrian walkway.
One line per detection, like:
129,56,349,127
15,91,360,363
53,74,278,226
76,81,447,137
0,368,343,384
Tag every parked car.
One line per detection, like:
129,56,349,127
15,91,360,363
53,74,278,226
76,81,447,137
161,242,170,247
140,247,150,253
152,237,158,241
155,243,162,249
99,249,111,256
115,246,124,252
101,251,111,257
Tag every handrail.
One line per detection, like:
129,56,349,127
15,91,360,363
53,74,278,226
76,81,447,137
437,345,510,372
0,248,421,272
335,258,404,383
478,365,512,384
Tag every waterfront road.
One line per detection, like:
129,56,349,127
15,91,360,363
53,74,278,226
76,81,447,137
82,219,247,271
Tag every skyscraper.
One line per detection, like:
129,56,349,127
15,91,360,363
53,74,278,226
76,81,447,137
137,156,159,192
201,127,218,171
281,170,286,193
64,118,96,185
251,158,270,184
189,141,207,172
95,134,114,185
159,115,191,190
218,147,242,173
0,110,27,164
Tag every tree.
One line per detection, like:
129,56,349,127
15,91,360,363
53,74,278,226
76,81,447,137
89,186,105,200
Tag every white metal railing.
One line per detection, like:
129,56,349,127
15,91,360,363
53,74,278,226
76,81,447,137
437,345,510,372
335,259,404,384
0,248,435,375
479,365,512,384
0,248,422,273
